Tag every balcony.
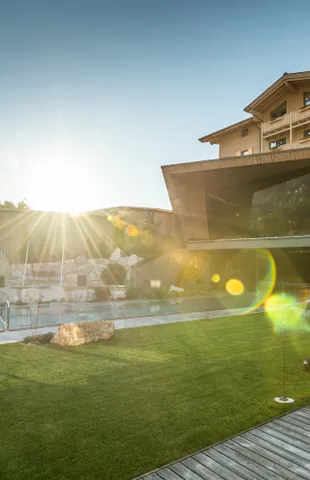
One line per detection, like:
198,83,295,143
262,114,290,137
291,107,310,127
261,107,310,138
267,138,310,152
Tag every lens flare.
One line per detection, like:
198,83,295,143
226,278,244,296
107,215,113,222
212,274,220,283
126,225,139,237
115,218,125,229
212,250,277,314
265,293,307,333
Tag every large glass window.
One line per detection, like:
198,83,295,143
270,102,287,121
304,92,310,107
303,129,310,139
269,137,286,150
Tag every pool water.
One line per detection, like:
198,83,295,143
7,294,255,330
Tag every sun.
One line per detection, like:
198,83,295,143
27,161,97,213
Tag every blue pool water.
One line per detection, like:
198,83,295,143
7,294,255,330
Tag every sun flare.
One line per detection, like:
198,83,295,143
27,161,97,213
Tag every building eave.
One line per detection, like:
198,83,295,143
162,146,310,175
198,117,254,144
244,71,310,114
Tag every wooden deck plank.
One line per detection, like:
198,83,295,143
214,443,282,480
291,410,310,421
259,425,310,455
243,431,310,469
194,451,247,480
143,474,163,480
181,457,225,480
274,418,310,440
200,449,262,480
302,405,310,415
226,438,298,480
156,468,184,480
270,422,310,447
233,435,310,480
251,429,310,462
136,406,310,480
284,414,310,431
169,463,204,480
290,411,310,424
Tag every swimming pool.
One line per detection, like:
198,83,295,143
4,293,256,331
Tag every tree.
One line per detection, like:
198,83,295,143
0,199,29,210
1,201,16,209
17,199,29,210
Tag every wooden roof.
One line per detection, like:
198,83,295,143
244,71,310,114
198,117,255,144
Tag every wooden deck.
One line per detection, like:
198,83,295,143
136,406,310,480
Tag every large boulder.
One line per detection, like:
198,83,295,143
50,320,115,346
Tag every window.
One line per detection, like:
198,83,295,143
269,137,286,150
241,128,248,137
304,92,310,107
241,150,249,156
270,102,287,121
303,129,310,139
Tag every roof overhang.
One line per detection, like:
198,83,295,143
198,117,255,144
187,235,310,251
162,147,310,213
244,71,310,114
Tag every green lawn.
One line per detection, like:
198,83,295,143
0,313,310,480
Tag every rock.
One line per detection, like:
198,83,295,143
109,248,121,264
168,285,184,294
110,285,126,300
21,288,40,304
0,250,10,278
0,287,19,303
127,254,142,266
40,286,67,303
63,260,76,274
51,320,115,346
75,255,87,265
66,288,96,302
87,271,101,285
66,273,78,286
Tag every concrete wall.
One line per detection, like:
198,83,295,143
219,124,260,158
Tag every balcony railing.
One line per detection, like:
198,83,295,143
266,139,310,152
261,107,310,137
291,107,310,126
262,114,290,137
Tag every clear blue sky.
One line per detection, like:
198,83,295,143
1,0,310,211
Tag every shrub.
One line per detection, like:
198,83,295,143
101,264,126,285
94,286,111,301
24,332,54,344
126,285,167,300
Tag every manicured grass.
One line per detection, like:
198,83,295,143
0,313,310,480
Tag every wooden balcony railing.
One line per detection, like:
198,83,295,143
265,139,310,152
261,113,290,137
262,107,310,137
